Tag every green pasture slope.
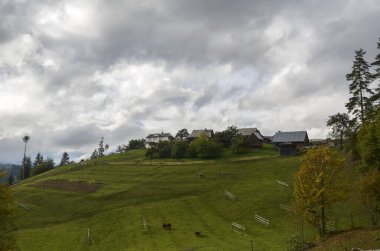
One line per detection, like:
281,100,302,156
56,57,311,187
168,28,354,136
9,146,375,250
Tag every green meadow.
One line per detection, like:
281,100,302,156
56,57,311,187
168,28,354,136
10,146,379,250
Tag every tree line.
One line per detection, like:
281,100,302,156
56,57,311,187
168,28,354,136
291,37,380,249
144,126,254,159
16,136,73,184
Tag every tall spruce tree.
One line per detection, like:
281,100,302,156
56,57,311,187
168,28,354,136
98,137,105,157
346,49,374,123
22,156,31,179
371,38,380,106
33,152,43,167
91,149,98,159
59,152,70,166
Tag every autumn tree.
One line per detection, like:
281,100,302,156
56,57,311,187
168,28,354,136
293,146,346,237
0,172,17,250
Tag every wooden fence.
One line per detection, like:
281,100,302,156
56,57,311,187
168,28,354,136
225,189,236,201
254,214,270,226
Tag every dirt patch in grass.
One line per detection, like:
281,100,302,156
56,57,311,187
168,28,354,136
311,228,380,250
31,179,102,193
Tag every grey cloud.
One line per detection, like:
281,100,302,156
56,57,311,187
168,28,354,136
1,0,380,163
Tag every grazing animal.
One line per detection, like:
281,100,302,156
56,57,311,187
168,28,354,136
162,223,172,230
195,229,201,236
198,172,203,178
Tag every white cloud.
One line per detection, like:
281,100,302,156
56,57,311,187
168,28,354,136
0,0,379,163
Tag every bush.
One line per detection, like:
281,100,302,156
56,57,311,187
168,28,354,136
231,134,250,153
157,141,172,158
193,134,223,158
171,141,188,158
128,139,146,150
188,142,198,157
32,158,55,176
145,148,158,159
213,125,238,147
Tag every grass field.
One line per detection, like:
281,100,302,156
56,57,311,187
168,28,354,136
9,145,380,250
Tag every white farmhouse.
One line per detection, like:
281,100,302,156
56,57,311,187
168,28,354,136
145,132,173,148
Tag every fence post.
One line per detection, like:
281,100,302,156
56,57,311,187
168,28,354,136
251,240,254,251
88,228,91,245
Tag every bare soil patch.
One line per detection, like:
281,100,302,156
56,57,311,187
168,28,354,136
31,179,102,193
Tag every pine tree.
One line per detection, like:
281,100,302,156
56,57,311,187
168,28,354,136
32,158,55,176
346,49,374,123
33,152,43,167
98,137,105,157
21,156,32,179
91,149,99,159
371,38,380,106
59,152,70,166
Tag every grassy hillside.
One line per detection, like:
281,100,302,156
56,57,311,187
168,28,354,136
9,146,378,250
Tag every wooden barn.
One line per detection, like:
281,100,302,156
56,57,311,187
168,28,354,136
187,129,214,142
236,128,264,148
272,131,310,156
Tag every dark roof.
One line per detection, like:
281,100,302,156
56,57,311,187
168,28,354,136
187,129,214,138
237,128,263,140
146,132,173,138
272,131,308,143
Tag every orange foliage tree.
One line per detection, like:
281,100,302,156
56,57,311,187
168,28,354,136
294,146,347,237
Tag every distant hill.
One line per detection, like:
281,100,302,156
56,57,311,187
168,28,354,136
0,163,21,184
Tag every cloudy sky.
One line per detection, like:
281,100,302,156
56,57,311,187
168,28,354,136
0,0,379,163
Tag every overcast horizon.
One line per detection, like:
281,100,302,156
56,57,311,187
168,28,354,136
1,0,380,164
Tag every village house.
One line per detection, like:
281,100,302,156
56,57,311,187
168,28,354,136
272,131,310,156
236,128,264,148
187,129,214,142
145,132,173,148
